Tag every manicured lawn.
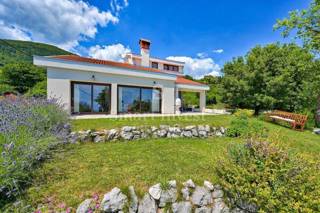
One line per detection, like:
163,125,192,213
26,137,239,208
71,114,232,131
24,115,320,209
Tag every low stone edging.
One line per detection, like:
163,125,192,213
76,179,236,213
68,125,227,143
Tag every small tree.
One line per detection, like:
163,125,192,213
1,63,45,94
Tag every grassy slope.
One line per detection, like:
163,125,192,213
0,39,72,66
25,115,320,208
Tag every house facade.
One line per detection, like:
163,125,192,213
33,39,209,115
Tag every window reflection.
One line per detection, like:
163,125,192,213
118,86,161,113
72,82,110,114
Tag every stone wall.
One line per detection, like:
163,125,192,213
68,125,227,143
76,179,240,213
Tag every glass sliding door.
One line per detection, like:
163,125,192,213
118,85,161,114
151,89,161,113
93,85,111,113
141,88,152,113
71,82,111,114
73,84,92,113
118,86,141,113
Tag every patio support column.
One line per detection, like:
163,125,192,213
111,83,117,115
200,91,206,112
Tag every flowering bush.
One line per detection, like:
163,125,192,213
0,97,69,206
216,140,320,212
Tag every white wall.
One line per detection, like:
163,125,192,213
47,68,176,115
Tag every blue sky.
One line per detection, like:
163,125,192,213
85,0,310,64
0,0,312,78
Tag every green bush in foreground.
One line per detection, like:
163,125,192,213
226,114,268,138
216,140,320,212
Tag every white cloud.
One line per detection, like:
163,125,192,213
0,21,31,41
88,43,131,62
212,49,224,54
0,0,121,50
166,56,221,79
196,52,208,59
110,0,129,15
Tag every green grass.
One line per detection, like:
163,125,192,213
26,137,239,208
71,114,232,131
22,115,320,209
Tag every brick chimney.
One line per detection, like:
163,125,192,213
139,38,151,67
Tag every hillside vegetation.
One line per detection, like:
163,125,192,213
0,39,73,95
0,39,72,66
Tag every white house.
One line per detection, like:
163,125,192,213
33,39,209,115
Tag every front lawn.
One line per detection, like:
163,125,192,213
21,115,320,209
26,137,239,208
71,114,232,131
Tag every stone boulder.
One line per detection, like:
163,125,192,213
195,206,212,213
191,186,213,207
159,180,177,207
212,185,224,199
203,181,214,191
181,187,190,200
212,198,230,213
76,199,93,213
120,131,134,140
128,186,138,213
183,179,196,188
138,194,157,213
313,128,320,135
94,135,105,143
100,187,127,212
148,183,162,200
106,129,119,141
172,201,192,213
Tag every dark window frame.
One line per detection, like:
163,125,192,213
163,64,179,72
117,84,162,114
151,62,158,69
71,81,111,115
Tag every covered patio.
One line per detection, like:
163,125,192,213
175,77,210,113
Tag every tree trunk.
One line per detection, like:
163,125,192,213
254,107,260,116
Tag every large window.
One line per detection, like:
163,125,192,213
164,64,179,72
151,62,158,69
71,82,111,114
118,86,161,113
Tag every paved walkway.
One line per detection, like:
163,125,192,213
71,109,229,120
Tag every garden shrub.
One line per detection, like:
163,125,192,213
216,140,320,212
233,109,255,117
0,97,69,206
226,114,268,138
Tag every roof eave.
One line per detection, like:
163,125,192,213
176,83,210,91
33,56,177,81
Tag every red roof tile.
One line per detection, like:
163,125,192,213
50,55,164,74
175,76,207,86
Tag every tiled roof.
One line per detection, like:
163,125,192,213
175,76,207,86
48,55,207,86
50,55,165,74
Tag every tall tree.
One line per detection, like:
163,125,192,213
274,0,320,52
275,0,320,125
222,43,315,115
